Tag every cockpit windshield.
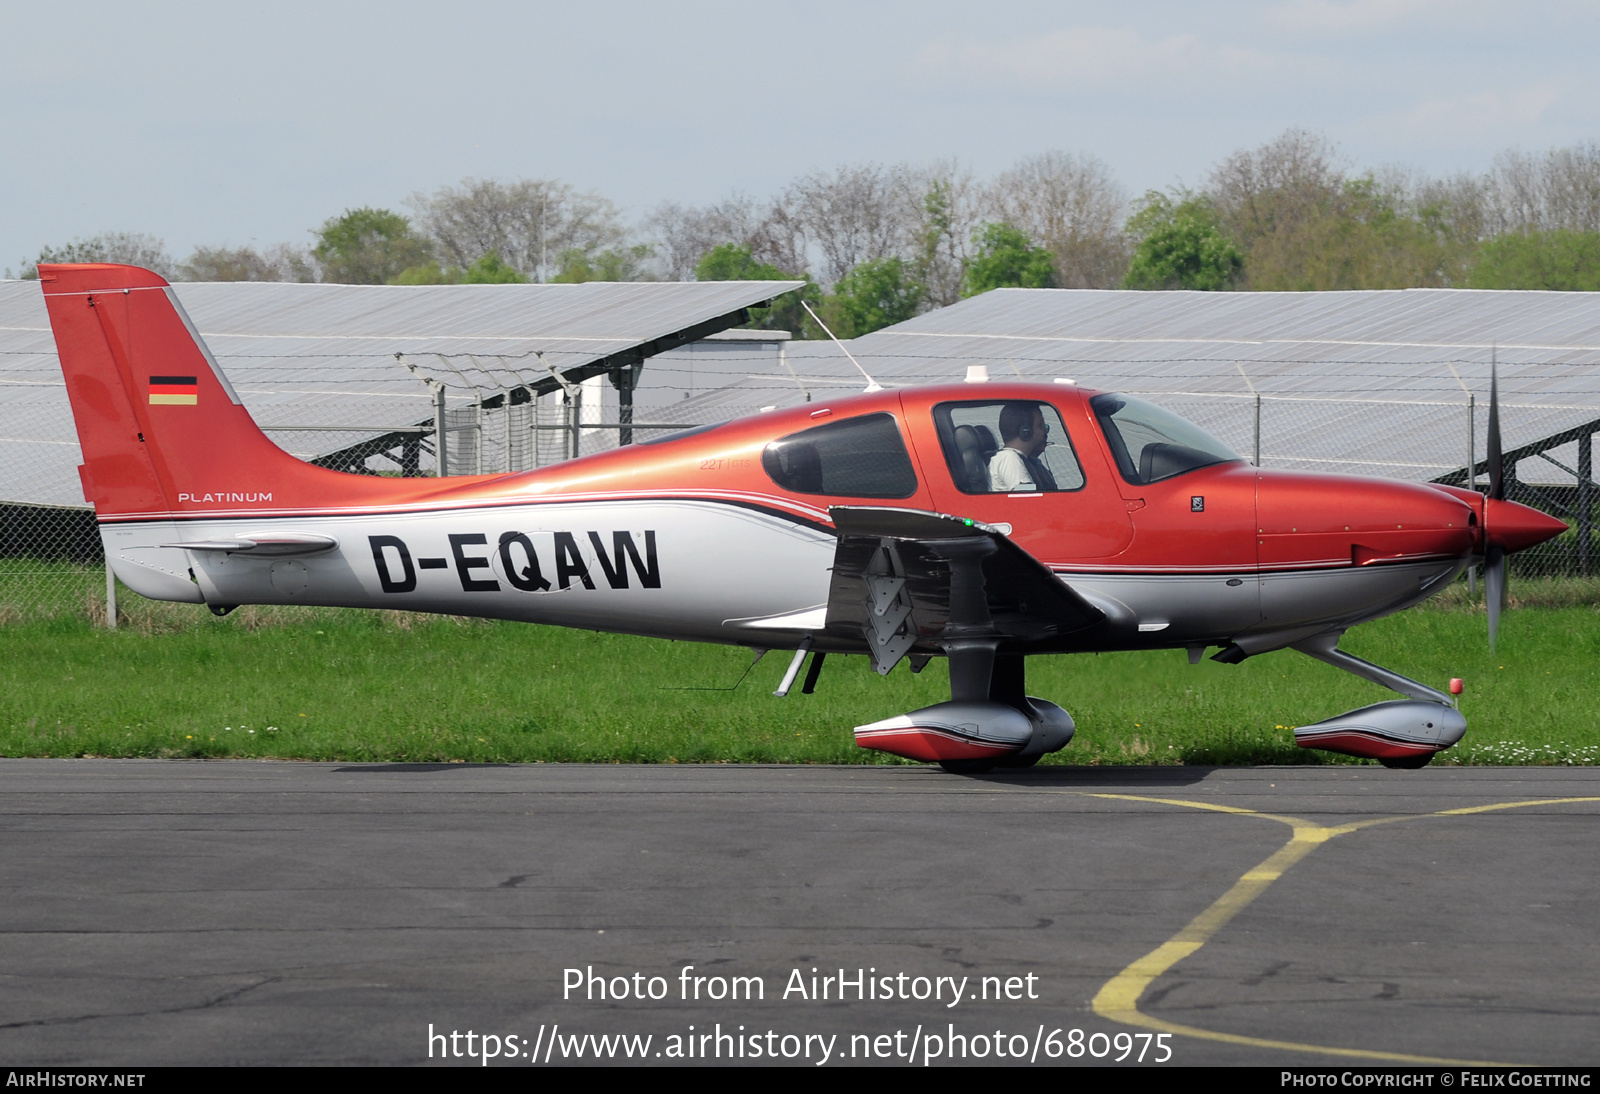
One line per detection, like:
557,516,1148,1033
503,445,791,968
1090,393,1241,485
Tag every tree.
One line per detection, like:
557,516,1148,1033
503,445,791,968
1408,171,1490,285
695,242,788,282
645,195,798,281
910,163,988,308
180,245,274,282
961,223,1056,297
462,251,530,284
784,163,917,286
694,243,819,335
823,257,924,337
1470,230,1600,290
392,251,534,285
22,232,174,279
411,178,624,281
1539,143,1600,232
1207,129,1344,289
1210,129,1342,240
553,244,655,283
392,261,454,285
178,243,317,282
1207,130,1472,290
1123,192,1242,291
1485,143,1600,236
314,208,430,284
989,152,1129,288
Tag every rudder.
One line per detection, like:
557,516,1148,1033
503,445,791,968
41,264,363,520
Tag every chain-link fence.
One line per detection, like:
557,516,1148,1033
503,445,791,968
4,390,1596,625
435,396,706,475
0,504,107,626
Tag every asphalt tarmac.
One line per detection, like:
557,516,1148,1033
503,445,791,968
0,760,1595,1067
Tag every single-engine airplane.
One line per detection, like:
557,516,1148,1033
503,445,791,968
40,264,1566,771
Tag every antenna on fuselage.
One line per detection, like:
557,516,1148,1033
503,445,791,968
800,300,882,393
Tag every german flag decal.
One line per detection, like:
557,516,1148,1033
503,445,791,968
149,375,198,405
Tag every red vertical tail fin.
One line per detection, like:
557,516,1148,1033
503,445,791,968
40,264,377,519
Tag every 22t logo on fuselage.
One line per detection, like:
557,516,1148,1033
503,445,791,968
368,531,660,594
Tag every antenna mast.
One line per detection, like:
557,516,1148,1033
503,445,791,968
801,300,882,393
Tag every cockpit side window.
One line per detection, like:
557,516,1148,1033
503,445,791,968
1090,393,1242,484
932,401,1085,494
761,412,918,498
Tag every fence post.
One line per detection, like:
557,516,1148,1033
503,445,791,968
533,396,545,468
611,363,640,446
474,402,484,475
1580,429,1593,574
503,397,513,473
1467,393,1476,492
618,379,632,446
567,389,580,460
432,382,448,477
1252,394,1261,467
105,562,116,629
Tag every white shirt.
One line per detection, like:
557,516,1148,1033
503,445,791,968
988,447,1036,492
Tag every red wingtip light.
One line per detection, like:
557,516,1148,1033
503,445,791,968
1449,678,1463,696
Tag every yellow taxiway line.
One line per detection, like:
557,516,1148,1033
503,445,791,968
1086,794,1600,1065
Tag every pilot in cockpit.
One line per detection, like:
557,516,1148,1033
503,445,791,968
988,402,1058,492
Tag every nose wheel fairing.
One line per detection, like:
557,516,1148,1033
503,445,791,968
1285,631,1466,766
1293,699,1467,765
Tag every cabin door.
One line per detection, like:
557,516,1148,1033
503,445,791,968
903,397,1134,564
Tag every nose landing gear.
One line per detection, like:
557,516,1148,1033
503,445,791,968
1288,632,1467,768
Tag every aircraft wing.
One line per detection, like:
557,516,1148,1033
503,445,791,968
824,506,1105,674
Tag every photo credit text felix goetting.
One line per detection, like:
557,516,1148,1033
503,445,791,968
424,965,1175,1066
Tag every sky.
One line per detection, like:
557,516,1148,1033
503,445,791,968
3,0,1598,270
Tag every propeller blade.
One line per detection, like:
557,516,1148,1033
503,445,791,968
1487,350,1504,501
1484,351,1507,648
1485,544,1505,650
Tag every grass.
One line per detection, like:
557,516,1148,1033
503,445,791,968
0,572,1597,765
0,559,104,626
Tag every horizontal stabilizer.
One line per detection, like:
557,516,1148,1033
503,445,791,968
162,532,340,556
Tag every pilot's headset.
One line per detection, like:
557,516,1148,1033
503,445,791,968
1000,402,1037,444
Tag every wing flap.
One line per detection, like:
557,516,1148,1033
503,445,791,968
825,506,1104,673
